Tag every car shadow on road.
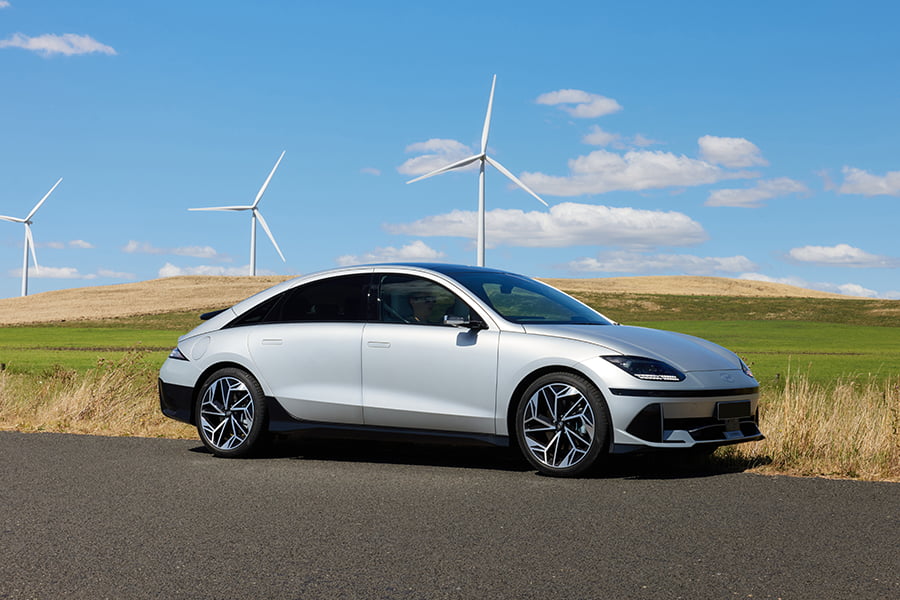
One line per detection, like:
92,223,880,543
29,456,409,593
595,451,771,480
190,435,769,479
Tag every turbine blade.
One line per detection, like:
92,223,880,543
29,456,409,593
406,154,482,184
253,150,286,208
0,215,25,223
485,156,549,207
480,74,497,154
25,224,39,271
254,210,286,262
188,205,252,211
26,177,63,221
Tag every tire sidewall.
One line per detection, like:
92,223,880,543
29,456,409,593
515,372,609,477
196,367,268,458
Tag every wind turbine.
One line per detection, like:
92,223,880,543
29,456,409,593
190,151,286,276
0,177,63,297
407,75,548,267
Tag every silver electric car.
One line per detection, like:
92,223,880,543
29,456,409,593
159,263,762,476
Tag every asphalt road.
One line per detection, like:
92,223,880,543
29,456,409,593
1,432,897,600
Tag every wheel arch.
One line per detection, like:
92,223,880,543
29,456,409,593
505,365,613,451
189,361,261,426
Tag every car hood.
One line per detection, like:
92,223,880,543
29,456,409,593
521,324,742,372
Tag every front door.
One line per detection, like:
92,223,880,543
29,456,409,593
361,274,499,434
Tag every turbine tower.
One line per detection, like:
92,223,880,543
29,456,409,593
0,177,63,297
407,75,547,267
190,151,286,276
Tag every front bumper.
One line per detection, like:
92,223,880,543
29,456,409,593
617,399,763,448
607,387,763,452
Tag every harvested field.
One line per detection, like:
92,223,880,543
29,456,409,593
0,274,850,325
541,276,850,298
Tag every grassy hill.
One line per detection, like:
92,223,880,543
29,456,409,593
1,274,896,327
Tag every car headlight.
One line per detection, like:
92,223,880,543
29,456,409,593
740,358,754,378
603,355,685,382
168,347,189,361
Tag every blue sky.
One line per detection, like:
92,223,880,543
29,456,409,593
1,1,899,300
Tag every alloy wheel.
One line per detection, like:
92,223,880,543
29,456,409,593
521,382,596,470
199,376,256,452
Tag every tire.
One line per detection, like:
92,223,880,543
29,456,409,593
196,367,268,458
515,372,609,477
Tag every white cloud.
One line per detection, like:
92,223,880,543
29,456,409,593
837,166,900,196
397,138,475,177
0,2,11,8
158,263,264,277
123,240,223,260
336,240,446,266
360,167,381,176
740,272,880,298
11,265,134,280
787,244,899,268
386,202,707,248
536,89,623,118
698,135,768,168
0,33,117,57
566,250,756,275
631,134,661,147
42,240,95,250
11,266,95,280
520,149,754,197
582,127,662,150
582,126,620,147
706,177,808,208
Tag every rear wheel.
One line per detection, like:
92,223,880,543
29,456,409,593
515,372,609,477
196,367,268,458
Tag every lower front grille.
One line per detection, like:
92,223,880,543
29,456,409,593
625,403,762,445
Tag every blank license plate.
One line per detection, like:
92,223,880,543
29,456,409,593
717,400,751,420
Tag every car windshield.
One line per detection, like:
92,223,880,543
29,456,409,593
451,271,613,325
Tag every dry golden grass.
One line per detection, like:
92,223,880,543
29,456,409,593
541,275,851,299
725,375,900,481
0,351,193,439
0,276,291,325
2,350,896,480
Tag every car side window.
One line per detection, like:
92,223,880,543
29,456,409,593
377,275,474,325
229,275,370,326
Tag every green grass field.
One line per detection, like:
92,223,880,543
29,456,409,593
1,293,897,383
631,321,900,385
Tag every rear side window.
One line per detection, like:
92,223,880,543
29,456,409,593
228,274,371,326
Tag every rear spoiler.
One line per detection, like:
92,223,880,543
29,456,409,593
200,309,227,321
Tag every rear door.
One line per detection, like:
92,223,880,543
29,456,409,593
243,274,370,424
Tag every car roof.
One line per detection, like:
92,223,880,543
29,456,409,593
358,262,513,276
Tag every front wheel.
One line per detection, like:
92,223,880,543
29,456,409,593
196,367,268,458
515,372,609,477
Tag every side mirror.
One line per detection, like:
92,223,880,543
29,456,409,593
443,315,488,330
